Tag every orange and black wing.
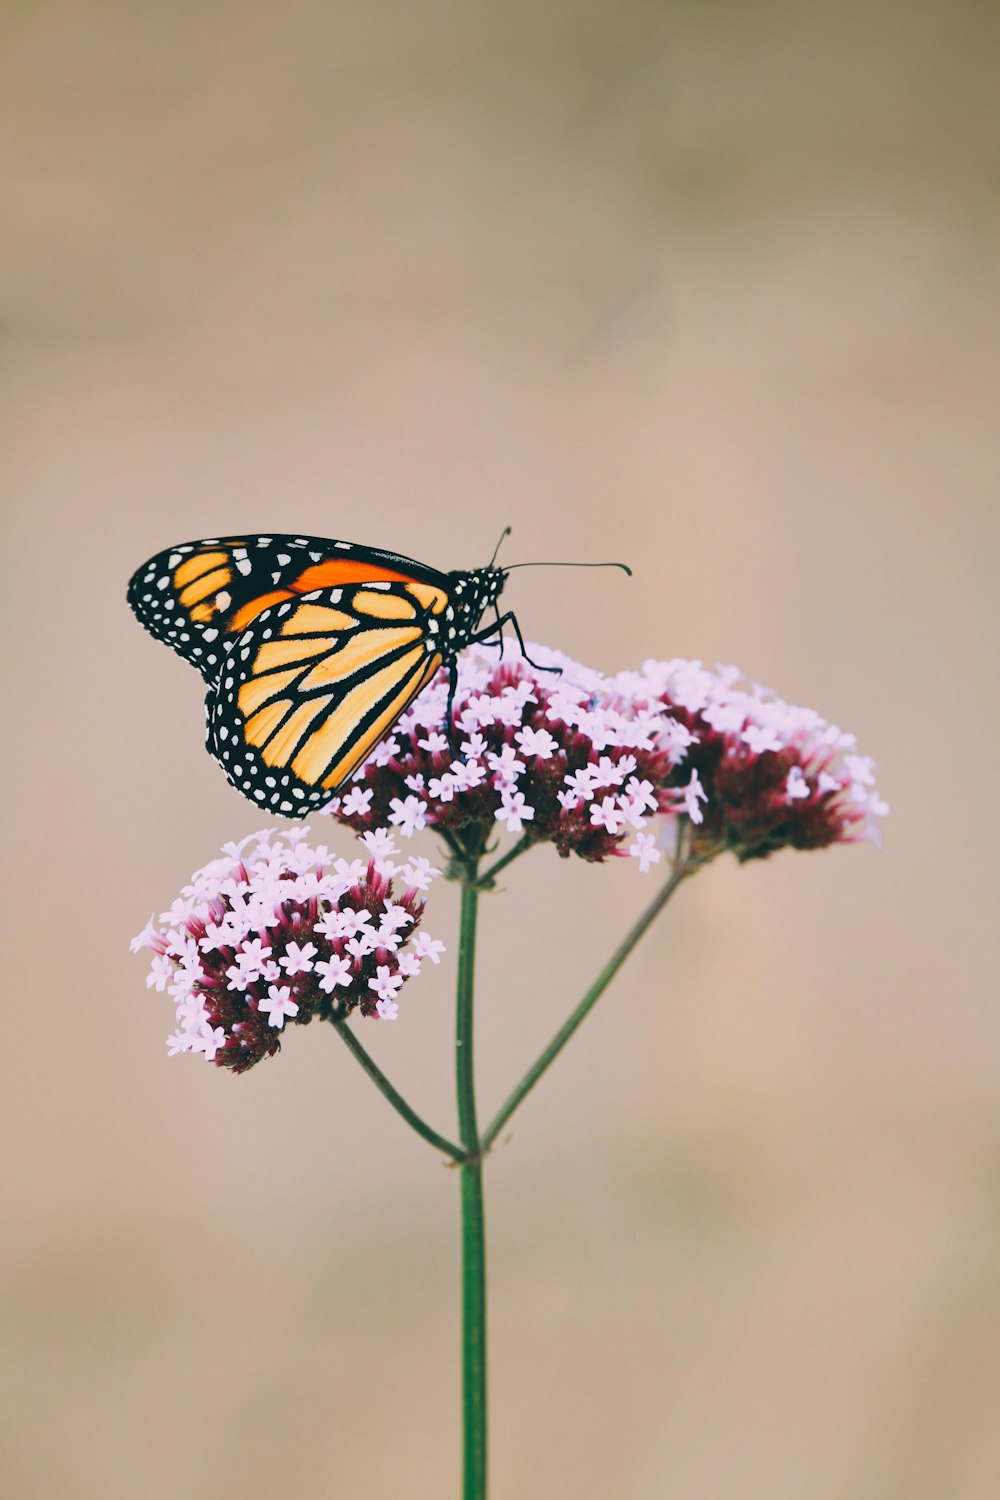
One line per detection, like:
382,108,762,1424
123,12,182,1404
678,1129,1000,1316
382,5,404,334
127,533,452,684
205,583,447,814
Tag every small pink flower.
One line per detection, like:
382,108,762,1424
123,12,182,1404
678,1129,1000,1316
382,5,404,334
315,955,353,993
629,834,662,873
388,795,427,837
681,770,708,826
260,984,299,1029
369,966,404,1003
280,940,318,976
412,934,446,965
589,797,625,835
495,788,535,834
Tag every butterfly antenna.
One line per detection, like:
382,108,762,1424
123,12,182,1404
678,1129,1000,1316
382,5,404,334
488,526,513,567
504,559,632,576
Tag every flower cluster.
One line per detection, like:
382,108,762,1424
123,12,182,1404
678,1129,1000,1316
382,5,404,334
322,642,887,870
131,829,445,1072
324,642,689,871
620,658,890,862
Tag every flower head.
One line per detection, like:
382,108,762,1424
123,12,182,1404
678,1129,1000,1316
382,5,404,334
614,658,889,863
322,642,886,872
131,828,444,1072
323,641,685,868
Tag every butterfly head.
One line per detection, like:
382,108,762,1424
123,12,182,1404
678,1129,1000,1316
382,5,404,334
445,565,507,647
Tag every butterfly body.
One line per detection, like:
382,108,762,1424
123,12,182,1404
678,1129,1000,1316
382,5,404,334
128,535,508,814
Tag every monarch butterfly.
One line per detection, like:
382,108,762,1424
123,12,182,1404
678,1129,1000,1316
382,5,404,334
129,531,628,818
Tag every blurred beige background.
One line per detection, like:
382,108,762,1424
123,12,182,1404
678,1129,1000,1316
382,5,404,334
2,2,998,1496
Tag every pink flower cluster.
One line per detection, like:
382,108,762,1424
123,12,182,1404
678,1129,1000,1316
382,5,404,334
616,658,890,862
131,829,445,1072
324,642,689,870
323,643,887,868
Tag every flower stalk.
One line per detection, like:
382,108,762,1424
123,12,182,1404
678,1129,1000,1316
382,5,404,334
455,865,488,1500
476,834,533,889
333,1022,464,1162
481,851,697,1151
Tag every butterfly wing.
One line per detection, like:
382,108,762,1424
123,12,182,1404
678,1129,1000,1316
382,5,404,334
205,584,446,813
127,533,452,683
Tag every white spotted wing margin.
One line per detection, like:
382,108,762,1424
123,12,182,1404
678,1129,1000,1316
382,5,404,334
205,586,444,816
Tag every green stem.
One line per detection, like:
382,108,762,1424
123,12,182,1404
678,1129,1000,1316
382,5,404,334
478,834,532,888
334,1021,465,1162
436,826,467,863
455,868,487,1499
481,857,697,1151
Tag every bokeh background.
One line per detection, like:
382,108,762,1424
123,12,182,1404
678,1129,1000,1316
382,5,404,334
3,2,998,1496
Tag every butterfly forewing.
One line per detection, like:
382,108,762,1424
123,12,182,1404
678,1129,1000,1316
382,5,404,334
126,534,452,682
206,584,446,813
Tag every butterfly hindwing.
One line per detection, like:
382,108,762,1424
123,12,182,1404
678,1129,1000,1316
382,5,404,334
127,534,453,683
205,584,445,813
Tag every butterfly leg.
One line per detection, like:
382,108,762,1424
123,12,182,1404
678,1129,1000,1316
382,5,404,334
468,602,505,657
491,602,505,655
446,657,460,758
468,612,562,677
